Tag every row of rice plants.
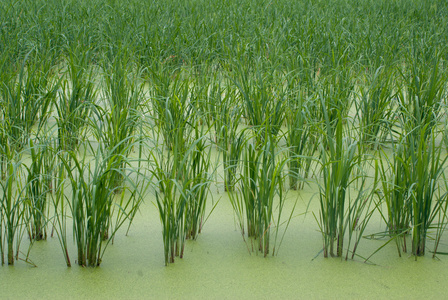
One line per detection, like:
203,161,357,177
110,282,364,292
1,55,447,266
1,0,448,266
0,50,147,266
2,0,447,84
1,57,444,265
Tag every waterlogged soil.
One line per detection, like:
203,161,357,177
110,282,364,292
3,173,448,300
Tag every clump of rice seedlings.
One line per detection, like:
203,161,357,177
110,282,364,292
355,66,395,149
55,44,96,151
184,126,214,240
0,50,56,151
379,131,448,257
317,113,374,258
409,129,447,257
377,144,413,255
151,153,186,265
316,67,355,141
285,90,316,190
50,150,71,267
233,66,286,144
396,52,446,141
60,148,112,267
206,80,242,191
229,132,293,257
379,121,447,257
55,140,144,267
24,139,53,241
376,52,447,257
376,63,447,256
150,130,214,265
0,146,27,265
149,68,194,154
99,52,145,191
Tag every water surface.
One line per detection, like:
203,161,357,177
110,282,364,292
2,180,448,299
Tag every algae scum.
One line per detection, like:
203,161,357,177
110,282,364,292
3,188,448,299
2,0,448,298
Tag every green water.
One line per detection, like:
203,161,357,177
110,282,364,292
2,183,448,299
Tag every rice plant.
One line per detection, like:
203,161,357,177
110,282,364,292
380,122,448,257
374,64,448,257
56,140,144,267
396,52,446,141
99,52,145,191
206,80,242,191
24,139,53,241
149,68,194,155
377,144,413,255
0,50,56,151
233,66,286,144
50,151,71,267
184,127,214,240
355,66,395,148
0,146,27,265
285,90,316,190
150,131,214,265
55,44,96,151
409,129,447,256
229,132,293,257
317,113,373,258
152,154,186,265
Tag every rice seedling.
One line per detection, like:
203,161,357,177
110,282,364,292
285,90,317,190
184,126,214,240
0,146,27,265
99,52,145,191
377,144,413,255
150,130,214,265
378,79,448,257
60,148,112,267
148,67,194,155
355,66,395,148
396,51,446,141
0,50,57,151
233,65,286,144
206,80,243,191
379,128,448,257
151,157,186,265
316,112,373,258
55,44,96,151
55,138,144,267
409,129,447,257
228,131,293,257
50,150,71,267
24,139,53,241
